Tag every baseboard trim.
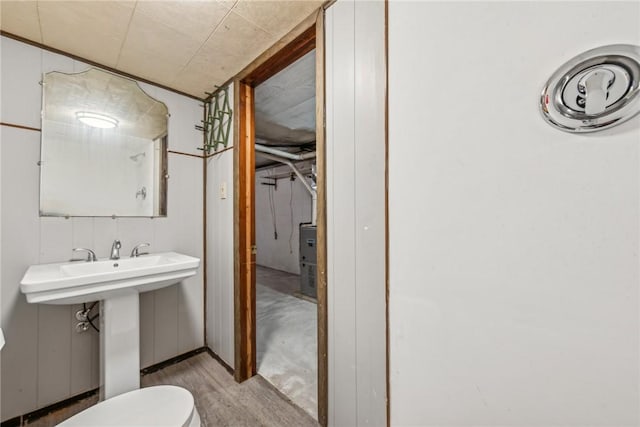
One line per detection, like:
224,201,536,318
1,388,99,427
205,347,235,376
2,347,210,426
140,347,208,375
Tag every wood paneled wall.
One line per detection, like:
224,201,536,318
205,84,236,368
0,36,205,421
325,2,387,425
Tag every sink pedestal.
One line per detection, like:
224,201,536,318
20,252,200,400
100,291,140,400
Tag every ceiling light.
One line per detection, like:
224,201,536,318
76,112,118,129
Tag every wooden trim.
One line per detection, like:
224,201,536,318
205,347,235,376
159,136,168,217
233,10,321,87
1,415,22,426
0,122,41,132
167,150,205,159
205,10,320,101
321,0,338,11
2,348,209,427
140,347,208,375
203,104,208,347
234,80,257,382
384,1,391,426
314,10,329,427
0,388,98,427
233,11,329,425
0,31,204,101
242,25,316,88
233,81,241,380
204,145,235,158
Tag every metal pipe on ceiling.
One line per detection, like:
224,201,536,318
255,143,316,161
256,151,317,226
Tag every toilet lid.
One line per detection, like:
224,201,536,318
58,385,195,427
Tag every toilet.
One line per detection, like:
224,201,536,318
57,385,201,427
1,326,200,426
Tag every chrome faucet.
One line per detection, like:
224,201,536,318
130,243,150,258
72,248,97,262
110,240,121,260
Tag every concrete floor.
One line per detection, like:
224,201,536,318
256,264,300,295
256,265,318,420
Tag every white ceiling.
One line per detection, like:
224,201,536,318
254,49,315,167
0,0,323,99
44,68,168,140
255,49,315,144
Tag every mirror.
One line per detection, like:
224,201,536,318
40,68,168,217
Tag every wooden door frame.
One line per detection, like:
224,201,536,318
233,10,328,426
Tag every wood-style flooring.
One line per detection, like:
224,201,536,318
25,352,318,427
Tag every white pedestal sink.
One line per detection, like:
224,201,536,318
20,252,200,399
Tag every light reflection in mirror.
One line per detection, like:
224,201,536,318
40,68,168,217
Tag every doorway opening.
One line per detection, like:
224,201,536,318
234,13,327,426
254,48,318,418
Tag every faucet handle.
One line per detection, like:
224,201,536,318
130,243,150,258
72,248,97,262
110,240,122,260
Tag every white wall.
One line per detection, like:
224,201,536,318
0,41,3,412
205,84,235,368
389,2,640,426
0,36,204,421
255,164,313,275
325,2,387,425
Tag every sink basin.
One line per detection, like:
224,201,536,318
21,252,200,305
21,250,200,400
